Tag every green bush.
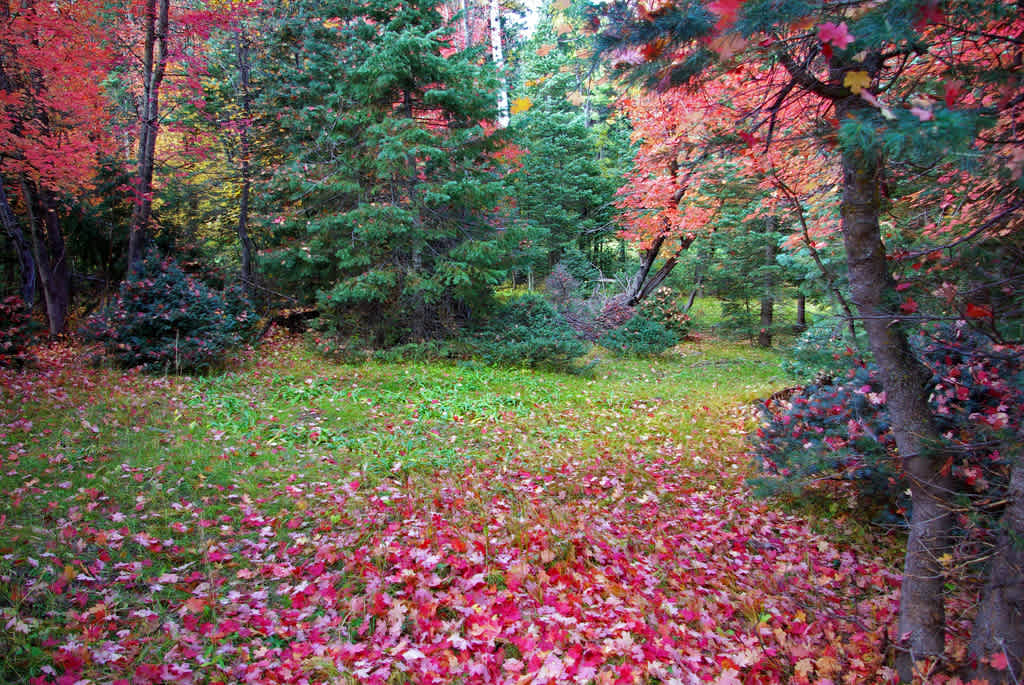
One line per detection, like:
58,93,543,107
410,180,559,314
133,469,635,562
780,317,867,379
0,296,39,367
599,314,678,356
372,340,462,363
222,283,262,343
468,294,588,370
638,287,692,337
83,252,253,372
752,325,1020,528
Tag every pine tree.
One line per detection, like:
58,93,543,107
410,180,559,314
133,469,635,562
259,0,508,343
509,0,633,282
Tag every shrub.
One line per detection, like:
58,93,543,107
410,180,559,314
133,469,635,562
544,264,580,307
557,249,602,287
598,314,679,356
638,287,692,337
468,294,588,370
372,340,461,363
594,294,634,334
751,324,1020,528
222,283,261,343
83,252,253,372
779,316,868,379
0,296,39,367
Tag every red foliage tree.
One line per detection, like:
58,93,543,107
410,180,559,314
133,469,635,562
595,0,1024,678
0,0,113,333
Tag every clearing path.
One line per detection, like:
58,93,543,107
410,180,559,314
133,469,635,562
1,338,901,684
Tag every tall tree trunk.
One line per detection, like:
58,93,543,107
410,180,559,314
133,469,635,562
41,189,70,334
128,0,170,268
458,0,470,48
236,34,257,298
795,293,806,331
624,234,695,306
967,459,1024,683
758,230,775,348
685,250,708,312
488,0,509,128
21,179,69,334
758,296,773,347
0,175,35,306
836,96,952,680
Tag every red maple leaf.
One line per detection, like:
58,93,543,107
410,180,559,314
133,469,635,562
965,302,993,319
899,298,919,314
916,0,945,27
817,22,854,50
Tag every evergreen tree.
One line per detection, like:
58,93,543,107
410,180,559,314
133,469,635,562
507,0,633,282
259,0,508,343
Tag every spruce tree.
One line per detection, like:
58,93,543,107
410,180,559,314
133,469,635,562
259,0,508,343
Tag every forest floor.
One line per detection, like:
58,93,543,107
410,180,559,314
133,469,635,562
1,332,961,684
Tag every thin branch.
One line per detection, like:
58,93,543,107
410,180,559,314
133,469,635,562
902,196,1024,260
771,167,859,342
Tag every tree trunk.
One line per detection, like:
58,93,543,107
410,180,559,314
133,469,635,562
128,0,170,269
458,0,470,48
758,296,773,347
0,175,35,306
795,293,806,331
624,234,695,306
488,0,509,128
966,460,1024,684
758,233,775,348
685,279,701,313
836,96,952,681
773,172,857,342
21,180,69,335
236,34,257,298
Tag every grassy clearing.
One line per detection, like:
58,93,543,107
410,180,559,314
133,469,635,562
0,334,905,684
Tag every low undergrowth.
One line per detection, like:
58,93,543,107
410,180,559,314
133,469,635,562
0,333,924,684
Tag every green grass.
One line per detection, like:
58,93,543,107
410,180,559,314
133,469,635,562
685,294,832,346
4,334,899,683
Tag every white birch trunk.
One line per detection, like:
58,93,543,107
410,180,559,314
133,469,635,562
488,0,509,127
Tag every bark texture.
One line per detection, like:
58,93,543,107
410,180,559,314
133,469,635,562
0,175,35,305
128,0,170,268
488,0,509,128
967,461,1024,684
836,97,952,681
236,35,257,298
22,179,69,334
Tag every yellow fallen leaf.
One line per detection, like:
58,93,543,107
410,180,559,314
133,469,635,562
794,657,815,678
844,70,870,94
816,655,840,676
510,97,532,114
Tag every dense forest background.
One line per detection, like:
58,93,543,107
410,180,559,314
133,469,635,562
1,0,1023,681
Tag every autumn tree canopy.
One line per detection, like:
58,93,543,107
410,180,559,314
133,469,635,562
592,0,1023,679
